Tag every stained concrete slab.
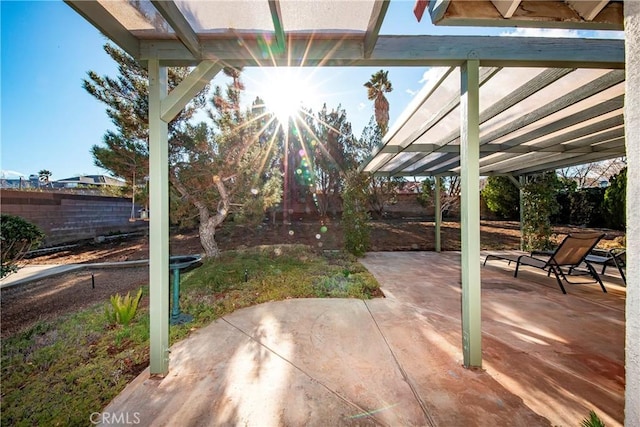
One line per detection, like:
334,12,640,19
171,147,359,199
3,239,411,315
100,251,625,426
0,264,83,288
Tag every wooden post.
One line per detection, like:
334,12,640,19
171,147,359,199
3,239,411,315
148,59,170,375
460,60,482,368
435,175,442,252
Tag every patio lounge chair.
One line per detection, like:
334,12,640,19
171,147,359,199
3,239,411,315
483,232,607,294
585,248,626,286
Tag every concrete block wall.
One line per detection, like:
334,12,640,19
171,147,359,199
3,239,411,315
1,190,147,246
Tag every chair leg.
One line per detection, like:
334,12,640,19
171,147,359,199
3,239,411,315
612,258,626,285
618,267,626,286
585,262,607,293
549,266,567,294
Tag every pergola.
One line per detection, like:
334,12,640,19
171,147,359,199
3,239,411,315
65,1,638,423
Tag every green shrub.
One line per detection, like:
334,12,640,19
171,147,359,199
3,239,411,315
105,288,143,326
342,172,371,257
481,176,520,219
603,167,626,230
521,172,560,251
0,214,45,278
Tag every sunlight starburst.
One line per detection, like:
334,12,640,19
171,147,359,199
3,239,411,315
260,68,320,125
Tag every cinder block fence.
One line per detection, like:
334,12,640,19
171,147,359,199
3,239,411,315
1,190,147,246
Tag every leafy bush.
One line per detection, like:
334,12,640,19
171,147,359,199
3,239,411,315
342,172,371,257
603,167,626,230
416,177,435,208
0,214,45,278
521,173,560,251
481,176,520,219
554,187,606,227
105,288,143,326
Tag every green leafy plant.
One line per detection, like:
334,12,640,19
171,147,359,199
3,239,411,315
481,176,520,219
603,167,626,230
1,214,45,278
521,172,560,251
581,410,605,427
105,288,143,326
342,171,371,257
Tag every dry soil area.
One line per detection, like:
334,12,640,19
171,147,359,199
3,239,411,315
1,220,623,337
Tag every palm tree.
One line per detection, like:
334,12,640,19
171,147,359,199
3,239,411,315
364,70,393,135
38,169,52,183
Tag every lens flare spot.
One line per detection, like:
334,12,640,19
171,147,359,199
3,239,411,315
288,230,295,236
315,234,321,239
250,188,259,195
320,226,328,233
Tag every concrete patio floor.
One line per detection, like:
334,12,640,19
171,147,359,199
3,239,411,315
100,251,626,426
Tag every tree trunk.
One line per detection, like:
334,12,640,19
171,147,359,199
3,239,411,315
170,172,230,259
199,218,220,258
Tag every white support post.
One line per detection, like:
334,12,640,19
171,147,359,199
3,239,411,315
519,175,525,251
148,59,170,376
624,3,640,424
460,60,482,368
435,175,442,252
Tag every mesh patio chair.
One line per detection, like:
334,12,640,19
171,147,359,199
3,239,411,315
484,232,607,294
585,248,626,285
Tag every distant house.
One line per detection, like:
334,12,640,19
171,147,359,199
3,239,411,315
397,181,422,194
52,175,126,189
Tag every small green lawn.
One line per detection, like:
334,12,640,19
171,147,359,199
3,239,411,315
1,245,380,426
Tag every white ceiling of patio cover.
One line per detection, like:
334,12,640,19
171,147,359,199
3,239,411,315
97,0,374,36
363,66,625,177
68,1,625,177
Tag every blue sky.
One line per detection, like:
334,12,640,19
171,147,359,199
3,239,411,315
0,1,621,180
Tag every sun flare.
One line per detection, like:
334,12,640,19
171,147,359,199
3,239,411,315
261,69,319,125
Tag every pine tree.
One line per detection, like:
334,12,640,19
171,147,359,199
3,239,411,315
85,46,281,258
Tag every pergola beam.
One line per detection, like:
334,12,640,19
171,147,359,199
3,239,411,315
64,0,140,58
151,1,201,59
363,0,391,58
161,60,222,122
377,68,499,175
491,0,522,18
139,35,624,69
268,0,286,54
508,151,624,176
371,67,575,174
477,115,624,168
431,0,623,30
567,0,610,21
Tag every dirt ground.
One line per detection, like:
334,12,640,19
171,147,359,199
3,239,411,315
1,219,624,337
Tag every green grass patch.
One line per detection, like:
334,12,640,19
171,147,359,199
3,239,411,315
1,245,380,426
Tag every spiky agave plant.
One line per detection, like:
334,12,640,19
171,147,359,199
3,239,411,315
105,288,143,326
581,410,605,427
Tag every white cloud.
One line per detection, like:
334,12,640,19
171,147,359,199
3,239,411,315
0,170,26,178
500,27,580,38
589,30,625,40
406,88,417,96
357,102,366,111
419,68,444,85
